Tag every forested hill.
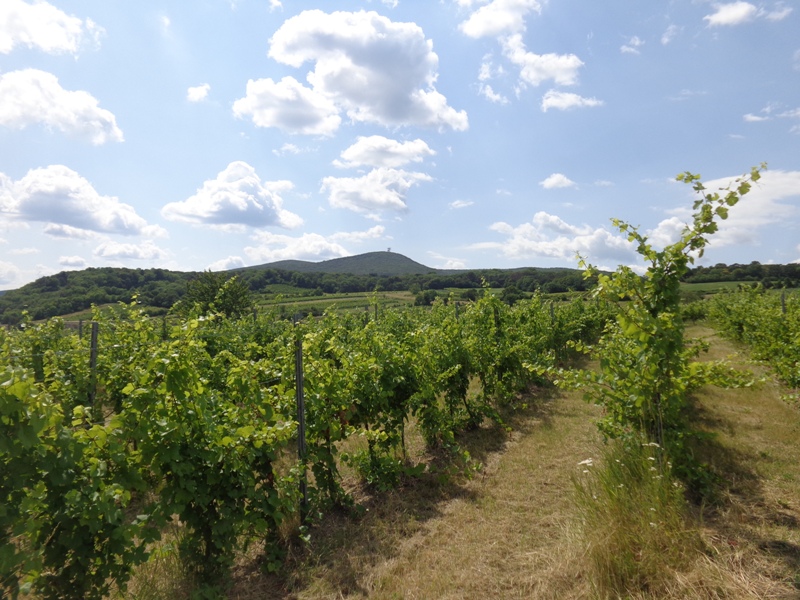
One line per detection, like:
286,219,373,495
2,255,797,324
0,252,591,324
244,251,435,275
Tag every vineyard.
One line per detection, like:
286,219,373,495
0,289,611,599
3,165,799,599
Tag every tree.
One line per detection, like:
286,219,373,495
174,271,253,319
567,164,764,487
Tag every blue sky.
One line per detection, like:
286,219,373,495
1,0,798,290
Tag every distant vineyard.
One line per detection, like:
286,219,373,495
707,287,800,389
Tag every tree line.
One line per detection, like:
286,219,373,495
0,265,594,324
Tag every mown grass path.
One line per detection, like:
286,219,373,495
223,324,800,598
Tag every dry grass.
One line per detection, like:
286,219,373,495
682,324,800,599
121,324,800,598
218,386,604,599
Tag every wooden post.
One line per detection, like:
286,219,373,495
88,322,99,418
294,315,308,520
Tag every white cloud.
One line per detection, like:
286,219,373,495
472,211,636,263
330,225,387,243
764,5,793,21
621,36,644,55
333,136,435,169
427,251,466,269
269,0,282,11
541,90,603,112
701,170,800,248
266,10,468,132
0,69,123,144
502,34,584,87
59,255,87,268
645,217,688,250
450,200,474,209
480,84,509,104
459,0,543,38
161,161,302,229
0,260,19,285
1,166,151,236
0,0,103,55
187,83,210,102
208,256,246,271
743,113,770,122
661,25,679,45
233,76,341,136
44,224,100,240
244,231,350,263
273,143,303,156
540,173,576,189
93,240,167,261
9,247,38,255
321,168,432,215
703,2,758,27
793,49,800,71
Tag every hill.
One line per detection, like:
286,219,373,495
0,254,595,324
245,251,435,276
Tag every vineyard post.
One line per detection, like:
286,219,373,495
781,290,787,315
88,321,99,416
79,319,83,339
294,315,309,520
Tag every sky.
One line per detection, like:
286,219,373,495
1,0,799,290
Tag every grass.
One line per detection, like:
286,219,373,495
114,323,800,599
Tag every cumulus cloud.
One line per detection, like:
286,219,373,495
321,168,432,216
187,83,210,102
703,2,759,26
502,34,584,87
244,231,350,263
700,170,800,248
427,251,466,269
458,0,543,38
0,69,123,144
540,173,576,189
261,10,467,132
541,90,603,112
330,225,386,243
59,255,87,268
471,211,636,263
233,76,341,136
0,260,19,285
161,161,302,229
639,170,800,253
333,136,435,169
93,240,167,261
1,166,152,237
43,224,100,240
0,0,103,55
208,256,246,271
